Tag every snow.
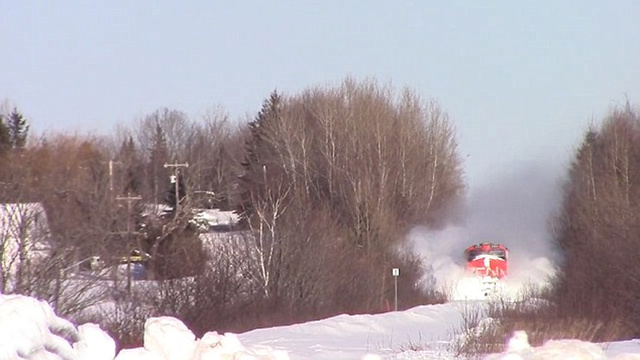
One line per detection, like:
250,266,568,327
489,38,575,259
0,294,285,360
73,323,116,360
485,333,640,360
193,209,239,228
3,294,640,359
0,294,78,360
142,317,197,360
406,224,559,301
238,302,466,359
2,201,637,359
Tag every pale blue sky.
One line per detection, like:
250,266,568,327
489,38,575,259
1,1,639,189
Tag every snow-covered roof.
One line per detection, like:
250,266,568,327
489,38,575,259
142,203,173,217
142,204,239,227
192,209,239,227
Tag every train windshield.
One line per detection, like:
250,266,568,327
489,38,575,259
465,245,507,261
488,249,507,260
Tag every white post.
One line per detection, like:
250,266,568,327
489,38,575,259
109,160,113,193
108,160,121,193
392,268,399,311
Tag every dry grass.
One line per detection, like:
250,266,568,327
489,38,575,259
399,284,634,359
449,302,504,358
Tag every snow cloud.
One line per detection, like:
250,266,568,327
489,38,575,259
409,160,565,299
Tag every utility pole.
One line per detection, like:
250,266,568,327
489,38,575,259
163,162,189,215
116,193,142,293
108,160,122,193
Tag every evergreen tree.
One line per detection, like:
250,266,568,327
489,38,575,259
8,108,29,149
118,136,144,195
236,90,282,225
0,114,10,156
148,122,170,204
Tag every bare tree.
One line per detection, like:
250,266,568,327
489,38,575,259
235,79,463,315
184,107,236,209
553,104,640,337
0,134,119,317
246,166,292,298
0,203,50,293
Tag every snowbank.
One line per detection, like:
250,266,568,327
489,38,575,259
0,295,79,360
0,294,287,360
4,293,640,359
486,330,640,360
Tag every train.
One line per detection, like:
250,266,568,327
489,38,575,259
464,242,508,295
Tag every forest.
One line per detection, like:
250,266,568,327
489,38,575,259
1,78,639,347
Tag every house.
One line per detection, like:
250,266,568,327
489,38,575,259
0,203,52,292
192,208,240,232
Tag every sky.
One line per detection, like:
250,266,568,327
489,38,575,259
1,1,639,189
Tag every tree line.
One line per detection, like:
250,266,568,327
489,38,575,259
5,77,639,344
552,103,640,338
0,79,464,343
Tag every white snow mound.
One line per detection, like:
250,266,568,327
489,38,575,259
487,330,640,360
0,294,287,360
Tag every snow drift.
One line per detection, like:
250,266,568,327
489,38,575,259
0,294,286,360
3,293,640,359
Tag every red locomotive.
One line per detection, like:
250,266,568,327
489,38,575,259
464,242,508,280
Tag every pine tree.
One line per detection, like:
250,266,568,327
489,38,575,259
236,90,282,224
0,114,10,156
148,122,170,204
8,108,29,149
118,136,144,195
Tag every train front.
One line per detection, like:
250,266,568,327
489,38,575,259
464,243,508,296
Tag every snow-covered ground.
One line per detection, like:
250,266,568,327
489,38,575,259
3,293,640,359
